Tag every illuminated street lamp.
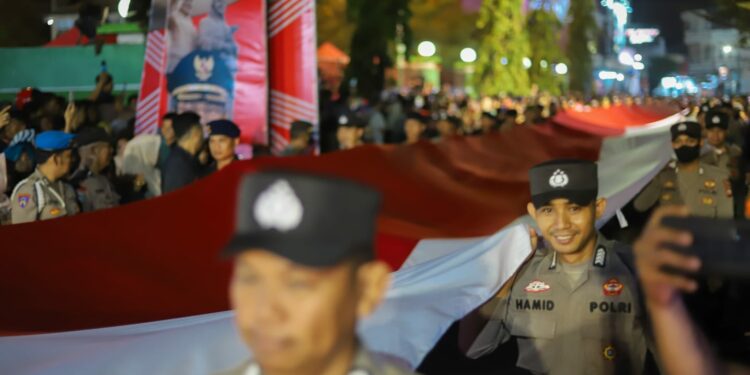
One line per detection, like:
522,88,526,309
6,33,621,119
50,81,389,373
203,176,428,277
723,45,733,55
554,63,568,75
460,48,477,63
522,57,532,69
417,41,437,57
118,0,131,18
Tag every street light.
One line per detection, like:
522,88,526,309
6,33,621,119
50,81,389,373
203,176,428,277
554,63,568,75
417,41,437,57
634,53,643,62
522,57,532,69
46,18,55,26
633,62,645,71
723,45,734,55
460,48,477,63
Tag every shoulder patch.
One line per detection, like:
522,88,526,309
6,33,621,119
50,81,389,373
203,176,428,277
17,194,31,209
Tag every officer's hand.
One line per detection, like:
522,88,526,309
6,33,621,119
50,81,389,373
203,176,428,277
528,225,538,251
633,206,701,308
0,105,10,129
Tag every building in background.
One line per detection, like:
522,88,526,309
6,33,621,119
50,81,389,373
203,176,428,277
682,10,749,96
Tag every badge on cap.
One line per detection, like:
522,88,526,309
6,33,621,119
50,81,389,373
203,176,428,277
678,124,687,132
338,115,349,125
17,194,30,209
548,169,569,188
193,55,215,81
524,280,551,293
603,345,616,361
254,180,304,232
603,278,624,296
712,116,721,124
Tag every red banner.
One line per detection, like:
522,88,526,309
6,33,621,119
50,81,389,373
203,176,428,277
137,0,268,146
268,0,318,154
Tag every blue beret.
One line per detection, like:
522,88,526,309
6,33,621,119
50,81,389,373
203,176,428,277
167,50,234,104
208,119,241,138
35,131,75,152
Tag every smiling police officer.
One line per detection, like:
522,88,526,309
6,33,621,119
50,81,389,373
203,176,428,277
461,159,650,375
218,170,417,375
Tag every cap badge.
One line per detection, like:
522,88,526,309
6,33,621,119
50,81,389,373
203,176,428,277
254,180,304,232
603,345,616,360
549,169,569,188
193,55,215,81
338,115,349,125
712,116,721,124
678,124,687,132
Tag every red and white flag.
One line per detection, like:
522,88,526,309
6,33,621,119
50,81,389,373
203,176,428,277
0,105,682,374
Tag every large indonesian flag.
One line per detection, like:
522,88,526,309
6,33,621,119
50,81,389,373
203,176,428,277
0,106,681,374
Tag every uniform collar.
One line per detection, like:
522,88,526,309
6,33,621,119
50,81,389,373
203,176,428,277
670,160,704,175
544,233,612,272
244,344,378,375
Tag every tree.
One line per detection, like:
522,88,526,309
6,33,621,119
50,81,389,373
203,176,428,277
344,0,411,101
527,9,565,95
474,0,531,96
410,0,478,68
566,0,598,95
317,0,355,53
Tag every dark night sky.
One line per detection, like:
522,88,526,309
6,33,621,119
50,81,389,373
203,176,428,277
629,0,716,53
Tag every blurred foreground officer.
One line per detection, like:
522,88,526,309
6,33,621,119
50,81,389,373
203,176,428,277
635,121,733,218
207,119,240,172
11,131,80,224
701,111,746,218
460,160,649,375
218,171,417,375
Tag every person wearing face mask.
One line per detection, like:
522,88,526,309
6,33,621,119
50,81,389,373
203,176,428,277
634,121,733,219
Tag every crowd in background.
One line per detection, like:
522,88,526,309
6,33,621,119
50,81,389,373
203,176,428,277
3,67,750,226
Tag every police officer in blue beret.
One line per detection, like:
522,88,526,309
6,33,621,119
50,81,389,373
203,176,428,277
11,131,80,223
207,119,240,172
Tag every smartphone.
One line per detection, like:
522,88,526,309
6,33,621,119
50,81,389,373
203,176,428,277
68,91,74,103
662,216,750,280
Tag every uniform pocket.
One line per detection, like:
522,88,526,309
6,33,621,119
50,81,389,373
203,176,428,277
581,327,643,375
510,314,556,374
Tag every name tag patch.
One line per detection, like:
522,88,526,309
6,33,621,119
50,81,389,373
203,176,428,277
516,299,555,311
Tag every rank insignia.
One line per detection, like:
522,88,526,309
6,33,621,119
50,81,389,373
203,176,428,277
702,196,714,205
704,180,716,189
663,180,675,189
524,280,551,293
660,193,672,202
603,345,616,361
603,278,624,296
17,194,30,209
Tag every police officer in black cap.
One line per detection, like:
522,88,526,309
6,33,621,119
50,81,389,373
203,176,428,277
207,119,241,172
700,110,746,218
460,159,649,375
634,121,733,219
218,171,417,375
72,126,122,212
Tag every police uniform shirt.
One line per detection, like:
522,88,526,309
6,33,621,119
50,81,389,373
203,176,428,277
700,144,743,181
10,169,80,224
467,235,647,375
633,161,733,218
215,345,418,375
77,173,121,212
